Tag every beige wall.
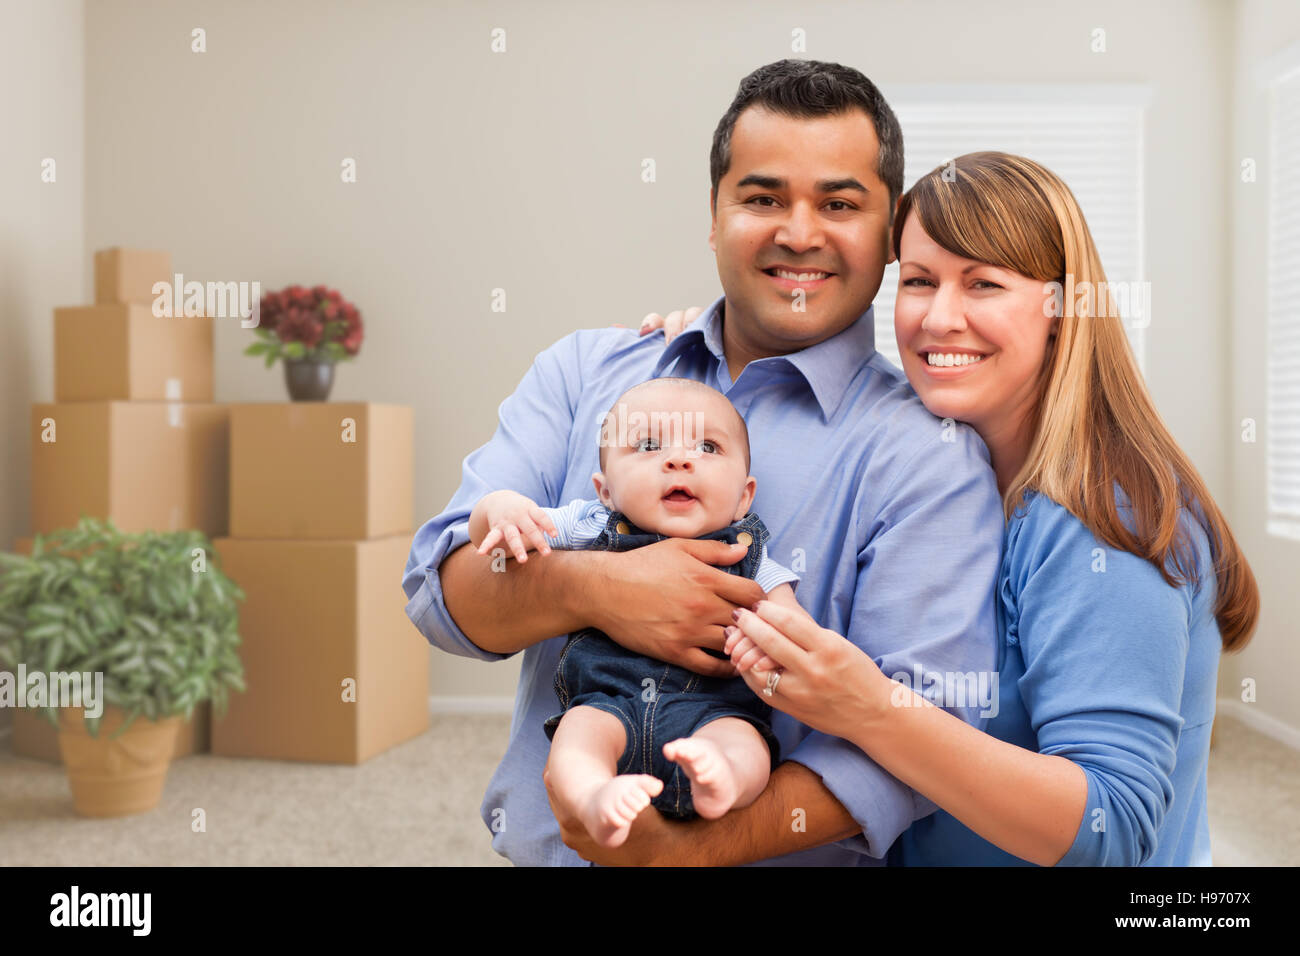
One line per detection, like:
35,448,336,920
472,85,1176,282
4,0,1281,717
1223,0,1300,742
0,0,84,731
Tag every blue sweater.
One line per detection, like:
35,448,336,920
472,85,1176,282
890,489,1221,866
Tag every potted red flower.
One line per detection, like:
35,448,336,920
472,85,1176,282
244,285,364,401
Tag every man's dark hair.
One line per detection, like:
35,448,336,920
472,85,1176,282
709,59,904,218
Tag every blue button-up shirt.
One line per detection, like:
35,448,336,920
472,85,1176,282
402,295,1004,866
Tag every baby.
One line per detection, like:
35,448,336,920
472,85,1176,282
467,376,802,847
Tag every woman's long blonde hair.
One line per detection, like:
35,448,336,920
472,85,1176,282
892,152,1257,651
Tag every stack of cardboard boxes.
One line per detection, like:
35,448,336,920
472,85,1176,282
212,403,429,763
14,249,430,766
13,248,225,760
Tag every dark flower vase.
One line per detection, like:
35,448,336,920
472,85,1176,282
284,359,335,401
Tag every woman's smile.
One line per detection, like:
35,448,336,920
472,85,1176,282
917,348,991,378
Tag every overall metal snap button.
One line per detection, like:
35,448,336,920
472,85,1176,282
735,531,753,547
615,521,630,534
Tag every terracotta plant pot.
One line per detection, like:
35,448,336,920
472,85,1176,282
56,706,181,818
284,358,335,401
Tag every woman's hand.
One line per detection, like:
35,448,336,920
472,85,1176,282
609,307,705,345
471,490,559,563
725,599,892,742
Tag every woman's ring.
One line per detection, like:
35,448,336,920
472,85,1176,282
763,670,782,697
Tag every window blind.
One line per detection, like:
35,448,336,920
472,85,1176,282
1268,69,1300,538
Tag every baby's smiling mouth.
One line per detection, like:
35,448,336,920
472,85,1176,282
663,487,696,502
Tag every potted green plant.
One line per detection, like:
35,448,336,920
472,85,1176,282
243,284,365,401
0,517,245,817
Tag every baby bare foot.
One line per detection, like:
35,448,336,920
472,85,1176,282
662,737,739,819
580,775,664,848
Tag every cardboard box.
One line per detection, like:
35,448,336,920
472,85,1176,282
10,702,210,762
94,248,172,306
229,403,412,540
210,535,429,763
31,402,229,537
54,304,213,402
7,532,213,760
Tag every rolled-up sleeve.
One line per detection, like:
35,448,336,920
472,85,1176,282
755,547,800,594
402,330,594,661
1011,501,1189,866
787,426,1004,858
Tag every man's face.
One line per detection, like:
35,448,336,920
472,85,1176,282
709,104,897,354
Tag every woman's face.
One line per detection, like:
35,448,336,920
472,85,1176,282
893,215,1058,438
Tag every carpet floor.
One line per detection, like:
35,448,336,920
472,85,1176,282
0,712,1294,866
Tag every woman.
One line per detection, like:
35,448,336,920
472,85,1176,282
641,151,1259,865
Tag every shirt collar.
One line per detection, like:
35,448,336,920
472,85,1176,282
650,293,878,424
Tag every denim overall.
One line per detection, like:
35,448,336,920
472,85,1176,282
543,508,781,818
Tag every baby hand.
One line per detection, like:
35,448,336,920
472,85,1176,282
474,490,560,563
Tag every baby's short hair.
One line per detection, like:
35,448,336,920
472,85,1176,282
597,377,751,474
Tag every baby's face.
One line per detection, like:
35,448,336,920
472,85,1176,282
594,387,755,538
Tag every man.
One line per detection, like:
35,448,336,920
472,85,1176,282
402,59,1003,866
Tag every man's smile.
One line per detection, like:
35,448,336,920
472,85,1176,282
761,265,836,291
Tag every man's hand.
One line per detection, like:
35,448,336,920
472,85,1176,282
441,532,756,659
584,537,766,679
544,764,683,865
545,759,862,866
